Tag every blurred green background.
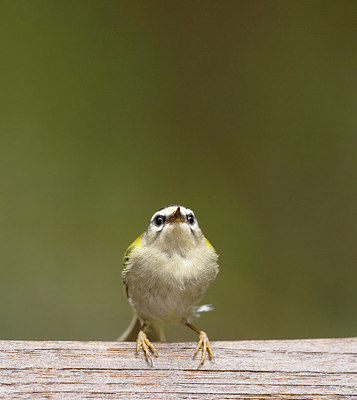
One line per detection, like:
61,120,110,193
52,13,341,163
1,1,356,342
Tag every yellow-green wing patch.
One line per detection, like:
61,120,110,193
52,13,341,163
204,236,216,252
123,234,143,267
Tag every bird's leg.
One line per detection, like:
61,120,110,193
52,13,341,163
185,321,215,365
136,324,158,366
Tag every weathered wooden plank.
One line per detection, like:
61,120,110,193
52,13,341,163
0,338,356,399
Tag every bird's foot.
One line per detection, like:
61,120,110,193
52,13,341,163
136,330,158,365
194,330,215,365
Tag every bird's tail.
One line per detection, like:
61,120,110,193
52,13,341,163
117,314,165,342
117,314,141,341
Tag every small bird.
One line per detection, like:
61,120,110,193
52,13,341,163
119,205,219,366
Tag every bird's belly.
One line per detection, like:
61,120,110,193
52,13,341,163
127,253,217,323
137,286,199,322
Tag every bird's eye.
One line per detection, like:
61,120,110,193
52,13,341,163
154,215,165,227
187,213,195,225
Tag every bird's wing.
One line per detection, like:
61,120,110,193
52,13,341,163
122,234,143,295
123,234,143,267
204,236,217,252
117,235,144,342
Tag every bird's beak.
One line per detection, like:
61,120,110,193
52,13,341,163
166,206,185,224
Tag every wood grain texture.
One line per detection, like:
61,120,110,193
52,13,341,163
0,338,356,399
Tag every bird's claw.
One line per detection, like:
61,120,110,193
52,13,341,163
136,330,158,365
194,330,215,365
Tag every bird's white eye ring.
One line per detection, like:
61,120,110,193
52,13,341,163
187,213,195,225
153,214,165,227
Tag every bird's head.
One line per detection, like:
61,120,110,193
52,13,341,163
143,205,205,254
